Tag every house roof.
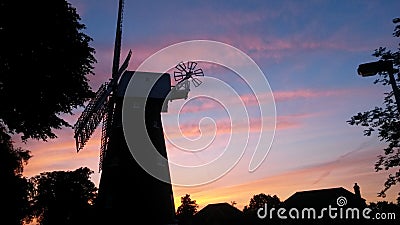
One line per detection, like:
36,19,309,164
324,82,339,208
283,187,366,209
194,202,244,225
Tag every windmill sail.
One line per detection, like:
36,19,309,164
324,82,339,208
74,49,131,153
111,0,124,80
74,83,110,152
73,0,131,169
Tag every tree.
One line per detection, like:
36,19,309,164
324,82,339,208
176,194,199,225
347,18,400,200
30,167,97,225
369,200,400,213
243,193,281,225
0,128,33,225
0,0,96,141
0,1,96,223
243,193,281,212
368,201,400,225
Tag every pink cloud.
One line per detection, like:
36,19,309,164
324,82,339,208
199,9,269,28
101,31,360,77
167,88,358,116
273,89,353,102
211,32,370,62
240,89,360,106
239,87,371,106
164,111,314,142
276,113,315,130
179,99,222,114
163,88,347,141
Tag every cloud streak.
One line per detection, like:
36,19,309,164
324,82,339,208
173,145,397,211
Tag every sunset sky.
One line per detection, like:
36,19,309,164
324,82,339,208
17,0,400,211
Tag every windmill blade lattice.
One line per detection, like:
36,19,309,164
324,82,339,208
74,82,110,152
191,77,202,87
173,61,204,87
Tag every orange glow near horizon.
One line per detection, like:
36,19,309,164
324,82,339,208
172,148,398,211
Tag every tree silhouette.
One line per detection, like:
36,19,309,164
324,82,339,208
30,167,97,225
369,200,400,213
176,194,199,225
0,1,96,223
243,193,281,212
0,128,33,225
347,18,400,200
367,201,400,225
0,0,96,141
243,193,281,225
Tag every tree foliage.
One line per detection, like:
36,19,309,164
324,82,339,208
0,0,96,141
30,167,97,225
243,193,281,212
0,127,33,225
242,193,281,225
0,1,97,224
347,18,400,199
176,194,199,225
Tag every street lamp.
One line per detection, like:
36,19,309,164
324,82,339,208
357,60,400,113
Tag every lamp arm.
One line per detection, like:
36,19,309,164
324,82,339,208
388,69,400,113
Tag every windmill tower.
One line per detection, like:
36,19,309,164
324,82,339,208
73,1,203,224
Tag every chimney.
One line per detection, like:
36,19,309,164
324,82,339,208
353,183,361,198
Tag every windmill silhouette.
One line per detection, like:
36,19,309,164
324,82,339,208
73,0,203,224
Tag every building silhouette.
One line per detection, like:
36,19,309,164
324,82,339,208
283,185,366,209
281,184,367,225
193,202,245,225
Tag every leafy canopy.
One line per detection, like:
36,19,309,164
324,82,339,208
0,0,96,141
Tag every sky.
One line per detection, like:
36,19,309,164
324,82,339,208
17,0,400,211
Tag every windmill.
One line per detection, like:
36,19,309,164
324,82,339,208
73,0,203,224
